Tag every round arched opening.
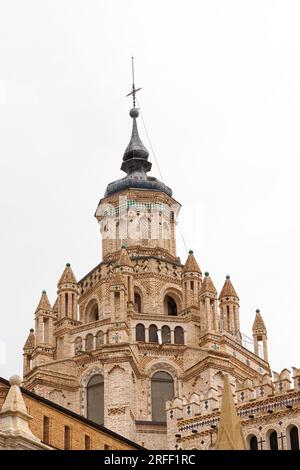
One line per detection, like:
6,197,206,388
136,324,145,342
287,425,299,450
151,371,174,422
86,302,100,323
164,295,178,316
134,291,142,313
149,324,158,343
246,434,258,450
161,325,171,343
87,375,104,425
174,326,184,344
267,429,278,450
85,334,94,352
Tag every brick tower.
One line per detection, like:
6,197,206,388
22,70,299,450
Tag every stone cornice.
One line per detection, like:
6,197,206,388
129,313,190,324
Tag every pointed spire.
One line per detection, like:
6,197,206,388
123,111,149,161
0,375,45,445
215,375,245,450
103,59,173,198
200,272,217,295
57,263,77,288
1,376,27,416
118,244,133,268
23,329,35,350
121,58,151,173
252,309,267,333
219,275,239,300
121,108,151,175
35,290,52,313
183,250,201,274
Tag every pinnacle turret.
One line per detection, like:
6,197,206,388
252,309,269,362
35,290,52,313
200,272,217,295
219,275,239,300
57,263,77,288
23,328,35,350
183,250,201,274
252,309,267,333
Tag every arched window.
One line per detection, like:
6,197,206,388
134,292,142,313
96,330,104,348
86,302,99,323
249,435,258,450
75,337,82,355
149,324,158,343
85,334,94,352
164,295,177,316
161,325,171,343
136,324,145,342
87,375,104,425
151,371,174,422
269,430,278,450
174,326,184,344
289,426,299,450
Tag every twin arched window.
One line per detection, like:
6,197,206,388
77,331,105,353
86,371,177,426
132,291,180,316
87,375,104,425
151,371,174,422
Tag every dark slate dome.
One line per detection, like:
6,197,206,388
105,174,173,197
104,108,173,198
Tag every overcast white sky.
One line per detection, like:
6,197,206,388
0,1,299,379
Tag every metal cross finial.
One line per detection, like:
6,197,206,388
126,56,142,108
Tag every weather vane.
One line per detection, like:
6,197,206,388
126,56,141,108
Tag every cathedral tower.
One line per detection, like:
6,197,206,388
182,250,202,309
219,275,241,342
22,62,274,449
252,308,268,362
95,103,180,261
